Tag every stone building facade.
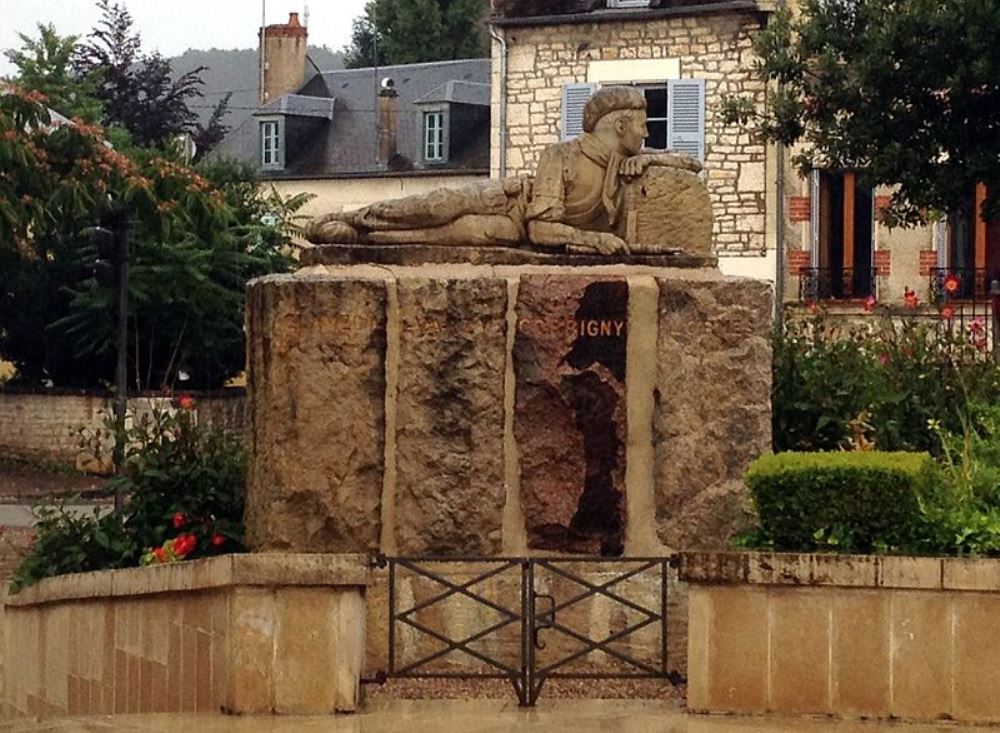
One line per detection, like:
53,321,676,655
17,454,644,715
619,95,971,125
491,5,776,281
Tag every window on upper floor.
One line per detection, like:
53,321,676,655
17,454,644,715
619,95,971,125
560,79,705,162
607,0,651,7
423,111,445,163
260,119,282,169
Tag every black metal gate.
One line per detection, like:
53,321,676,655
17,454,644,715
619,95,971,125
371,555,683,706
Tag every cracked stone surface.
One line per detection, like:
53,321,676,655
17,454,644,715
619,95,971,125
393,278,508,555
245,275,387,553
653,277,772,550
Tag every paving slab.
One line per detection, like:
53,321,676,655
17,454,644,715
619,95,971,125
0,700,996,732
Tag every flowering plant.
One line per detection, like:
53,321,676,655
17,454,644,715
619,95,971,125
12,404,245,592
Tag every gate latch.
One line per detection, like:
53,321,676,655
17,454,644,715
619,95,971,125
532,593,556,649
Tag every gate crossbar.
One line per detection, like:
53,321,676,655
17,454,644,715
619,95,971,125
377,554,680,707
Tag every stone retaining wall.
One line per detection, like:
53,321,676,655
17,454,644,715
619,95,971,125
0,391,245,467
2,554,367,719
681,551,1000,724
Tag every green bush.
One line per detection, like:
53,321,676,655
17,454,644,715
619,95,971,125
11,401,245,592
744,451,936,553
773,313,1000,454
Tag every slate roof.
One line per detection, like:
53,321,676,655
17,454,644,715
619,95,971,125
490,0,773,22
256,94,336,119
415,80,490,107
214,58,490,179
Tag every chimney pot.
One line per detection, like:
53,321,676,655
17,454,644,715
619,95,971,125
288,12,300,26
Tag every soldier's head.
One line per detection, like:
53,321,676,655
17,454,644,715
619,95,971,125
583,86,648,155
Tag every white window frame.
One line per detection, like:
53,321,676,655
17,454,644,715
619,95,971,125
637,84,669,150
809,169,877,274
423,111,445,162
608,0,651,7
260,119,282,169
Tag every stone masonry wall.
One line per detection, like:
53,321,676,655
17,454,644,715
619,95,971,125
0,392,246,466
497,14,769,254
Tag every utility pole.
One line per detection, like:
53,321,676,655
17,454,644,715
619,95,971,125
84,208,130,513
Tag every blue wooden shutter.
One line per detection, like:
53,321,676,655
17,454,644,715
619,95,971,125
667,79,705,162
561,83,597,141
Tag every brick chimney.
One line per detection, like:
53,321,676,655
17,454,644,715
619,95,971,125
378,78,399,163
260,12,308,104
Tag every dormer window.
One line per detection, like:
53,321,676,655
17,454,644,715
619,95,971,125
423,111,445,162
260,119,283,169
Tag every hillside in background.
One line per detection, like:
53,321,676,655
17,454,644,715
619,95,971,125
170,46,344,132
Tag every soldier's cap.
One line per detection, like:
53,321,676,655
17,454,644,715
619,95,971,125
582,86,646,133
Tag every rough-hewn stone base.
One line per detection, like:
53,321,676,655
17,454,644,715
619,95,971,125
245,263,772,557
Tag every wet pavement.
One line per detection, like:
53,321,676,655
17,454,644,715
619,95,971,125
0,700,993,732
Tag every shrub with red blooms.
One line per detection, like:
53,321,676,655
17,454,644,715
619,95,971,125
774,311,1000,454
12,406,245,591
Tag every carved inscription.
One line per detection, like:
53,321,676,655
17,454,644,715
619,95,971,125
514,277,628,555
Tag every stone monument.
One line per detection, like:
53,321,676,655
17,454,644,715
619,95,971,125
305,86,712,259
245,86,772,560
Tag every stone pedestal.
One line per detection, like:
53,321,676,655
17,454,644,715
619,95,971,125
246,258,772,557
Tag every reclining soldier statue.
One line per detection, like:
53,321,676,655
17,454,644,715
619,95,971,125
305,86,705,256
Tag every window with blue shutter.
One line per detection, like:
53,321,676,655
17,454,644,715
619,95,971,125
667,78,705,162
561,83,597,141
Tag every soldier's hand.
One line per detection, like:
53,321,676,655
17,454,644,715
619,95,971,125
589,232,631,256
620,155,648,178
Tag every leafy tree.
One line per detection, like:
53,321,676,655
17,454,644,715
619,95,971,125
344,0,489,68
192,92,232,162
721,0,1000,226
73,1,204,147
0,88,301,390
3,23,102,123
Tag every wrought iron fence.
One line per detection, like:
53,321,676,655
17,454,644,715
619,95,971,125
799,267,878,302
374,554,682,706
929,267,987,301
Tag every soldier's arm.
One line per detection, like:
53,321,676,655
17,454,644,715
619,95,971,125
620,151,702,177
528,220,630,255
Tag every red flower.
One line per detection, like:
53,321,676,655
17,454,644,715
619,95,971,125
152,546,168,563
173,533,197,558
863,295,877,312
172,512,186,529
904,287,920,309
944,273,961,294
177,393,195,410
211,534,226,547
941,304,955,320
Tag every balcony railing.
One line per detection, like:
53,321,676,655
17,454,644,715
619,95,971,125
929,267,988,301
798,267,877,302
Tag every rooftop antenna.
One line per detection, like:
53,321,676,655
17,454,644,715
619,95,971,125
303,2,310,28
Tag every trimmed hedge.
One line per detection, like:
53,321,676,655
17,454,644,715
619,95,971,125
745,451,935,553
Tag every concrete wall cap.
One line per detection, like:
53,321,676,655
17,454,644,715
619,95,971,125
679,551,1000,592
5,552,370,608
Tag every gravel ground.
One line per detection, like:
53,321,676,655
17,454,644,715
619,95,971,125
365,676,685,703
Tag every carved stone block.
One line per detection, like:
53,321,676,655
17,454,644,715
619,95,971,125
621,166,713,255
394,278,508,555
245,275,387,553
652,277,772,549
